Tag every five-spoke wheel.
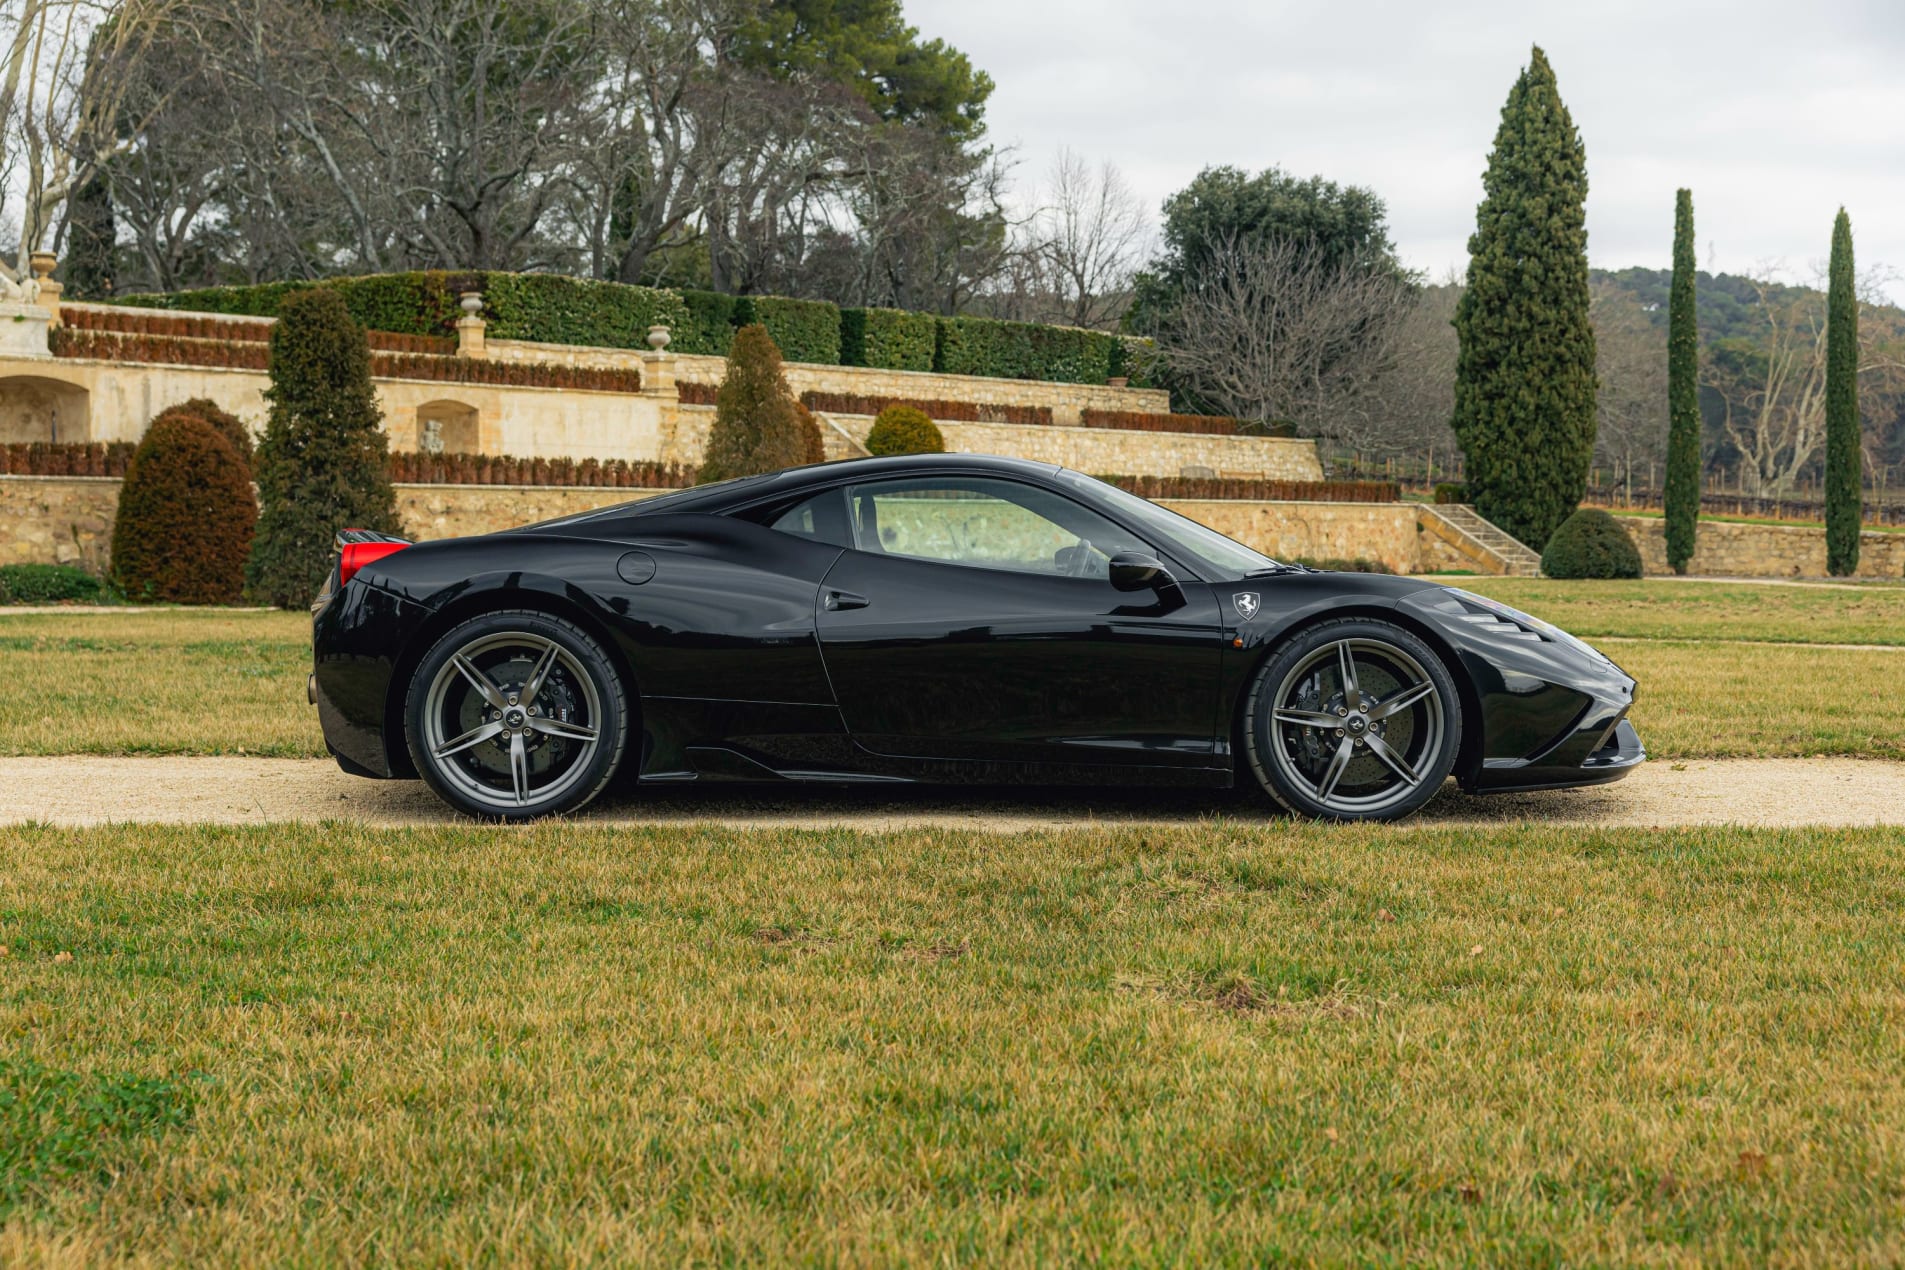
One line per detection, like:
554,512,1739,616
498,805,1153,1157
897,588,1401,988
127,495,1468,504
1243,619,1461,821
406,610,628,820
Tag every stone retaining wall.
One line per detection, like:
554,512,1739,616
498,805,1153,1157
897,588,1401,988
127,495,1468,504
1,477,1411,574
1617,515,1905,579
661,405,1323,480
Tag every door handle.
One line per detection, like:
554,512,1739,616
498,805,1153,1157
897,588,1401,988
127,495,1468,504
824,589,870,612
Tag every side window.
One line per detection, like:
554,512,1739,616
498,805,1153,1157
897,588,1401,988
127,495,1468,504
768,488,852,546
845,477,1152,578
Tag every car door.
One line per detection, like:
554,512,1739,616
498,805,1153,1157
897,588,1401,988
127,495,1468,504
795,474,1226,769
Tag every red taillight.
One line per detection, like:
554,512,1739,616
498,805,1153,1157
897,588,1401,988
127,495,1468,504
339,540,409,588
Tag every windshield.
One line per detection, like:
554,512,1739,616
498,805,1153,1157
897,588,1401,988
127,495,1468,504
1056,470,1281,580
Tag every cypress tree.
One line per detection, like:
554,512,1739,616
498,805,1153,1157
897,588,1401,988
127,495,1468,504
1824,208,1861,576
698,324,810,483
1451,46,1598,550
246,288,402,608
1664,189,1701,575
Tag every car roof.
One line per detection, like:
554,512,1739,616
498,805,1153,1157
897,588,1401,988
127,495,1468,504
619,452,1065,518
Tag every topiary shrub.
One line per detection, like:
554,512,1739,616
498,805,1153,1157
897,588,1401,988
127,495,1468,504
0,563,110,605
246,288,403,608
794,403,827,465
1540,508,1643,579
151,397,251,467
1433,483,1469,505
698,324,811,483
111,411,257,603
865,405,945,457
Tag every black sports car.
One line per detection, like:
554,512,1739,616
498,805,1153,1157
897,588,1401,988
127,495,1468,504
309,453,1643,822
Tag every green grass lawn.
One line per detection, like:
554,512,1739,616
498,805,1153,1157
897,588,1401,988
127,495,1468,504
2,821,1901,1263
4,581,1903,762
1456,578,1905,645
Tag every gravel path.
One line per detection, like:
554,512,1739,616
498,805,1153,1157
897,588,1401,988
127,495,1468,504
2,756,1902,830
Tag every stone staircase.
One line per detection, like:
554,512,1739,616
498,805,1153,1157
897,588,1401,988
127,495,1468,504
1416,504,1544,577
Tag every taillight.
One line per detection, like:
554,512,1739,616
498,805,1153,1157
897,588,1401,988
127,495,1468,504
339,539,409,588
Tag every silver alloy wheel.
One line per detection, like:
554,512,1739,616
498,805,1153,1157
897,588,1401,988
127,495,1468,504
420,631,604,811
1266,637,1446,818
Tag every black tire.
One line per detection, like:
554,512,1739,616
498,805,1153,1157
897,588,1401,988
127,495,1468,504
405,609,629,821
1241,617,1461,823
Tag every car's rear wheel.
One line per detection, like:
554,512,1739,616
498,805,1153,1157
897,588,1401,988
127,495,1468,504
1242,618,1460,822
406,610,628,821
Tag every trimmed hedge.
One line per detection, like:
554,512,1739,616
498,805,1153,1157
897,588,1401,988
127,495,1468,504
0,441,136,476
750,296,842,366
865,406,945,457
933,315,1118,385
1104,475,1400,503
799,392,1052,427
1433,482,1470,505
1540,508,1643,579
119,271,689,350
52,328,271,370
0,563,109,605
111,410,257,604
372,353,642,394
113,272,1145,388
388,452,693,488
481,272,688,349
678,290,738,355
841,307,936,371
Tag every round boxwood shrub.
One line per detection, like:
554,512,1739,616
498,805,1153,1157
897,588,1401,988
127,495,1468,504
112,411,257,603
1540,508,1643,579
865,405,944,457
152,397,251,467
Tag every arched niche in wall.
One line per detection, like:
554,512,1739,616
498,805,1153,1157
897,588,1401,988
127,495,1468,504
0,375,90,444
416,399,481,454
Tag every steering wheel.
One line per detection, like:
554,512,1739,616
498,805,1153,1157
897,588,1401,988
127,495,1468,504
1064,538,1094,578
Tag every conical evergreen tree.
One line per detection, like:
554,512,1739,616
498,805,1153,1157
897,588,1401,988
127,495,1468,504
1664,189,1701,575
1825,209,1861,576
246,288,402,607
1451,46,1598,550
698,324,810,483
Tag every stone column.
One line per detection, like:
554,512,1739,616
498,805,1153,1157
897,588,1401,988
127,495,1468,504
29,252,62,329
455,290,487,358
641,324,679,451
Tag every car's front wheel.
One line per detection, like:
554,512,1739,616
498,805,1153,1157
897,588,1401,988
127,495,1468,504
405,610,628,820
1242,618,1461,822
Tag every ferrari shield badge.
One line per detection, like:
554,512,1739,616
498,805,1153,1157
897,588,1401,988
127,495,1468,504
1234,592,1261,621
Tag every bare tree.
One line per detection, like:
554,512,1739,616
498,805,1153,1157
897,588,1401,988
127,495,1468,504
1157,233,1413,436
1590,279,1667,492
1026,148,1147,329
1353,278,1460,461
0,0,182,295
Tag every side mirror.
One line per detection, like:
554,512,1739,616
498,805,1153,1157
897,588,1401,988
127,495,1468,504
1109,551,1173,593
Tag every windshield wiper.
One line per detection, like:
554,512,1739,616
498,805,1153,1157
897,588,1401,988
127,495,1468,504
1245,563,1313,577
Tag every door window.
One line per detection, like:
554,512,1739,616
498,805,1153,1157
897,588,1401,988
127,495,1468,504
842,477,1152,579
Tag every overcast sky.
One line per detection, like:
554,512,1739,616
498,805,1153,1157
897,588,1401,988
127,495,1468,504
908,0,1905,302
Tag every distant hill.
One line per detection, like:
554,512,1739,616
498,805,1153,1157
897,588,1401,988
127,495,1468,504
1592,267,1821,343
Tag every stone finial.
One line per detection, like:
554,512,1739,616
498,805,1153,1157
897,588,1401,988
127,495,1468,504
646,324,671,351
28,252,61,328
455,290,487,359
